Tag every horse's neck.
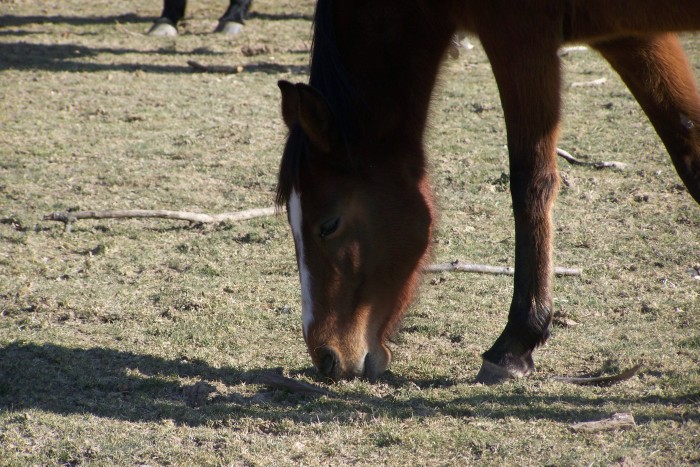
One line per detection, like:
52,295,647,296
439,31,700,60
335,6,457,149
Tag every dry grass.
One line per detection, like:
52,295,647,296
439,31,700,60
1,0,699,465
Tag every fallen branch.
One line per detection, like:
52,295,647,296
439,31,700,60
570,77,607,88
425,260,581,277
44,207,279,231
448,34,474,59
570,413,636,433
187,60,244,74
559,45,589,56
114,20,145,37
553,311,579,328
553,363,642,386
557,147,626,170
187,60,297,75
44,209,584,276
256,371,333,397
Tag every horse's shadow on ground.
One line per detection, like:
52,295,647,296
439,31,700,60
1,342,697,427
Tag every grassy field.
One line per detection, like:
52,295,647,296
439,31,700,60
1,0,699,464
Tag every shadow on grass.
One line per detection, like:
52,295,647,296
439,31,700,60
0,13,153,29
1,342,698,427
248,12,313,22
0,12,310,29
0,42,308,75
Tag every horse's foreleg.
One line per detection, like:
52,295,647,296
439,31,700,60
593,34,700,203
476,30,562,384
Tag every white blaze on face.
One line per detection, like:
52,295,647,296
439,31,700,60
289,190,314,337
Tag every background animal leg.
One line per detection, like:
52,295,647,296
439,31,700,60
475,30,562,384
148,0,185,36
215,0,253,34
593,34,700,203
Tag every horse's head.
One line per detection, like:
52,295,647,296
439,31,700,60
276,81,434,381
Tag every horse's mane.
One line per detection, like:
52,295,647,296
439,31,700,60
275,0,363,207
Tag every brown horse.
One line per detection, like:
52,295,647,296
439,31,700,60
276,0,700,384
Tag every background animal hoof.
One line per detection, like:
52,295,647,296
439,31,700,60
215,21,244,35
148,21,178,37
475,359,523,385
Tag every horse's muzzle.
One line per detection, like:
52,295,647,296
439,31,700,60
315,346,391,382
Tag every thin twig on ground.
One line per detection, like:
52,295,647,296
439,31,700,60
559,45,589,56
570,413,637,433
43,209,582,276
256,372,333,397
44,207,279,231
557,147,626,170
187,60,243,73
570,77,607,88
114,20,145,36
425,260,581,277
553,363,643,386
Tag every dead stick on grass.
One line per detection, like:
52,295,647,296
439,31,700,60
559,45,589,56
425,260,581,277
187,60,243,74
570,413,636,433
114,20,145,37
256,372,333,397
570,77,607,88
44,209,583,276
553,363,643,386
557,147,626,170
44,207,280,231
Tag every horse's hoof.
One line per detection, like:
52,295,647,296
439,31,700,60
475,359,529,385
148,21,178,37
215,21,244,35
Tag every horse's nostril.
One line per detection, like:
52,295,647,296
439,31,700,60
318,347,338,377
363,347,392,382
363,352,375,382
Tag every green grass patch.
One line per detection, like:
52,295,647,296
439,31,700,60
1,0,699,464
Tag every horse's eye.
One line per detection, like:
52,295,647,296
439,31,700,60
319,216,340,238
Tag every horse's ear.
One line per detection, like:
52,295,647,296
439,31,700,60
278,80,300,130
278,80,333,153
